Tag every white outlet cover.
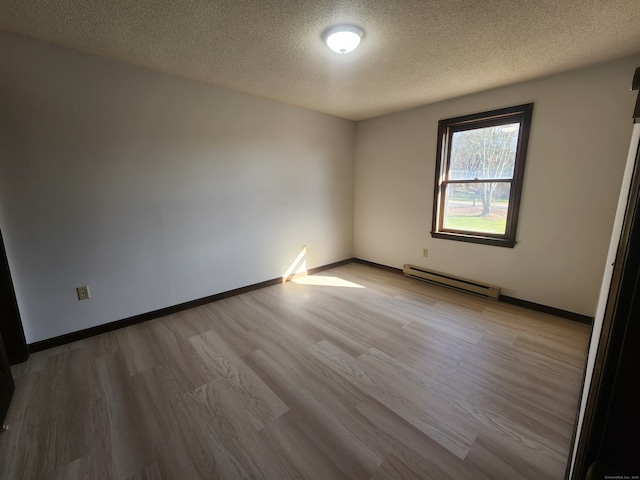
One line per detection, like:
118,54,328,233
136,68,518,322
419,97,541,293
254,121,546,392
76,285,90,300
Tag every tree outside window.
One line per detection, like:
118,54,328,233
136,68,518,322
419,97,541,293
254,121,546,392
431,104,533,247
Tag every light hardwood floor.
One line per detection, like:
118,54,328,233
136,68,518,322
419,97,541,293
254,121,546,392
0,263,591,479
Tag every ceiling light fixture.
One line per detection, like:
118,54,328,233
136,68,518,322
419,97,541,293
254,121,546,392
323,25,363,54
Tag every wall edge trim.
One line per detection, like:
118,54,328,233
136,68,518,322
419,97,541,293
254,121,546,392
28,258,354,353
28,256,592,353
353,258,594,325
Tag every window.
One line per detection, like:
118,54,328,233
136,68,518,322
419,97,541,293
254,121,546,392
431,103,533,248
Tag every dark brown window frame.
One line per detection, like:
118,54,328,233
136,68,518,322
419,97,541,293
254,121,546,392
431,103,533,248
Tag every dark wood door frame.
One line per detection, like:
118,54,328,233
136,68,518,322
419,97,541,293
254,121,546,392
0,330,15,425
0,227,28,365
570,67,640,479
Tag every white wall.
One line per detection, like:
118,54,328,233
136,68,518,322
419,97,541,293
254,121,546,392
354,55,640,317
0,32,355,343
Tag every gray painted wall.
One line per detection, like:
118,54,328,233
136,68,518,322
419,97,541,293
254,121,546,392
0,33,355,343
354,55,640,317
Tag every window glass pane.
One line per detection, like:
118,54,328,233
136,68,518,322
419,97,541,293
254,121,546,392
443,182,511,234
449,123,519,180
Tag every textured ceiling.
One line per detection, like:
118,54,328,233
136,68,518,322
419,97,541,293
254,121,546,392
1,1,639,120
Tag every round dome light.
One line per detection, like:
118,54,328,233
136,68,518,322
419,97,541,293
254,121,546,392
323,25,364,54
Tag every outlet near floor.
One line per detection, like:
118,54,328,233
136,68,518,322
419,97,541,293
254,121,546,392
76,285,90,300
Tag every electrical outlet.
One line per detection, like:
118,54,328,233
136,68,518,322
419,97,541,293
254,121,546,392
76,285,90,301
422,248,429,257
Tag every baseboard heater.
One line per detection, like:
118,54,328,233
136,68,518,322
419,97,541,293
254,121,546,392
403,264,500,300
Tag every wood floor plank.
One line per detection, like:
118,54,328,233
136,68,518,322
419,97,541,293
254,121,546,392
455,355,578,421
39,452,113,480
183,381,304,480
92,352,155,479
0,369,62,479
188,329,289,430
291,302,372,357
512,333,589,369
192,302,262,357
308,339,477,459
116,323,167,376
465,433,561,480
279,407,381,479
464,438,534,480
179,382,258,480
245,348,382,476
159,308,214,339
125,462,164,480
130,365,208,480
250,304,329,351
260,409,361,480
245,342,366,413
1,262,590,479
354,396,491,480
146,320,217,393
444,363,576,448
368,453,429,480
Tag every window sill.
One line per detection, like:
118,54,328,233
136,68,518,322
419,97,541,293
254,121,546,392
430,231,516,248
